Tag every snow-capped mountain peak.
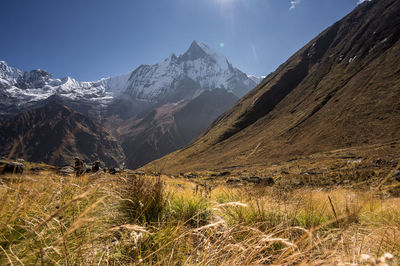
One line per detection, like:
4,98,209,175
197,42,229,70
179,41,229,71
124,41,258,101
180,41,210,60
0,61,22,81
0,62,121,115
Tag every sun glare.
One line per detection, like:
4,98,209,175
215,0,233,7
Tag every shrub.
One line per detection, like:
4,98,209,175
119,174,166,224
168,195,211,227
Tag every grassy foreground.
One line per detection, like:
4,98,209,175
0,168,399,265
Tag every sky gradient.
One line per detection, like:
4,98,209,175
0,0,363,81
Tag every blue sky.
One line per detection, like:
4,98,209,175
0,0,362,81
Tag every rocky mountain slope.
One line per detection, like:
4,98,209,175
145,0,400,172
118,88,238,169
0,98,125,167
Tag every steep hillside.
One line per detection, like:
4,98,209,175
118,88,238,169
145,0,400,172
0,99,125,166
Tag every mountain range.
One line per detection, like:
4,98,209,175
0,41,260,119
0,41,260,167
145,0,400,173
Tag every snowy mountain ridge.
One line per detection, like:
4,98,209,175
0,41,262,116
0,61,22,84
0,61,131,114
124,41,262,100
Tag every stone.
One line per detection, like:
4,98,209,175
58,166,74,176
219,171,231,176
226,178,240,184
0,161,24,174
261,177,275,186
248,176,262,184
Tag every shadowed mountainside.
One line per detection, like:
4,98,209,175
117,88,238,169
145,0,400,173
0,98,125,166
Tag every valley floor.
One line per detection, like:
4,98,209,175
1,155,400,265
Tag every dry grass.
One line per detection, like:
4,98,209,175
0,170,123,264
1,166,399,265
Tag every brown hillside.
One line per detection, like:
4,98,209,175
118,88,238,169
145,0,400,173
0,99,125,166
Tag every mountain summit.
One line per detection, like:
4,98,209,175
145,0,400,172
123,40,260,101
180,41,211,61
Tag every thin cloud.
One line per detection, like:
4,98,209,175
251,44,258,62
289,0,301,10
